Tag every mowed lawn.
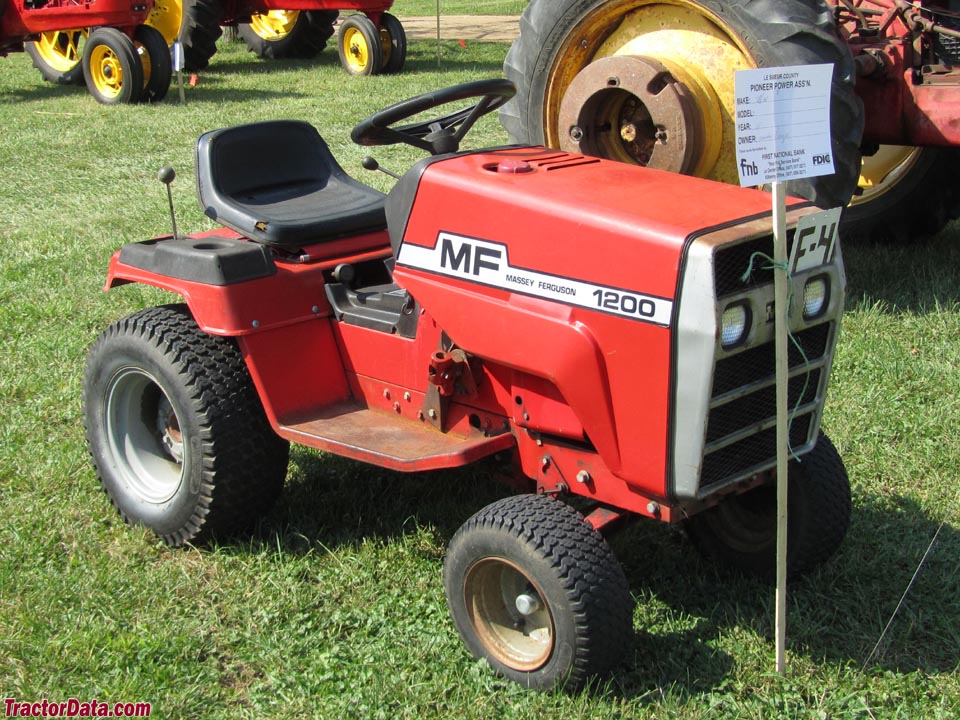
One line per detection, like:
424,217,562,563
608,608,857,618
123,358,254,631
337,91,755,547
1,17,958,720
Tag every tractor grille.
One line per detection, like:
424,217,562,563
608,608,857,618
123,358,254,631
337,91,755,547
699,237,834,491
700,323,832,491
714,231,796,296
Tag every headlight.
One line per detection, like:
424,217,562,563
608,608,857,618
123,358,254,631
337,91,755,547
803,276,829,319
720,303,750,348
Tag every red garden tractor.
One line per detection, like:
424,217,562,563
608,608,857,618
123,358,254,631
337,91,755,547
83,79,852,690
1,0,171,103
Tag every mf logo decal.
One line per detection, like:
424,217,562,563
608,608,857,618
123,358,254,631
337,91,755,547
398,232,673,327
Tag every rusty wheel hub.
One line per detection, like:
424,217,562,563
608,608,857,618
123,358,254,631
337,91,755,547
558,54,704,174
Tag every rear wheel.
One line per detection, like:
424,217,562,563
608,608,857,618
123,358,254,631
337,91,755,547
83,305,290,547
25,30,88,85
337,14,383,76
502,0,863,209
843,146,960,242
684,432,851,579
444,494,632,690
238,9,338,60
82,28,143,105
176,0,222,71
134,25,172,103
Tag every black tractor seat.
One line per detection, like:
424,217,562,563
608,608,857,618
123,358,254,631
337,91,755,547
195,120,387,249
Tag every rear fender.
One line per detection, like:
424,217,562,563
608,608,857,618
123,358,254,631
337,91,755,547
105,243,352,427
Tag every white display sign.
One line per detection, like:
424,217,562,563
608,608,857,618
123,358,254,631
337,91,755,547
734,64,835,185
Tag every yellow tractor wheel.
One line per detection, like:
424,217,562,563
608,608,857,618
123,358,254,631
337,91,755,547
82,28,144,104
25,29,89,85
337,14,383,76
843,146,960,242
503,0,863,210
238,9,338,60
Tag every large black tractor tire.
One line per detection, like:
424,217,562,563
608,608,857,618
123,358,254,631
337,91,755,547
238,10,338,60
134,24,172,103
684,432,851,579
842,146,960,242
502,0,864,210
178,0,223,72
83,305,290,547
444,494,633,691
25,30,87,85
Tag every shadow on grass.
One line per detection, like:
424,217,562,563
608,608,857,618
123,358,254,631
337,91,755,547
842,226,960,311
0,82,88,105
611,492,959,679
197,41,506,77
215,445,956,700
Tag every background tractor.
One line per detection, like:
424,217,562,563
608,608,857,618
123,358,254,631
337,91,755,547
502,0,960,242
25,0,405,88
1,0,171,103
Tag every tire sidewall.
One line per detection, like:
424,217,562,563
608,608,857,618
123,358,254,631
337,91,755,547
85,333,207,538
445,526,579,689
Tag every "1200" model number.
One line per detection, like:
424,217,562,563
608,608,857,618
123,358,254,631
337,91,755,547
592,289,658,319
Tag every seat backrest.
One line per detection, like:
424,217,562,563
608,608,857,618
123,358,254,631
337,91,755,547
196,120,334,205
195,119,388,249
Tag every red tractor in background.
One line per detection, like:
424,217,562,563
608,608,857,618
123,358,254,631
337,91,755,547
83,80,852,690
24,0,405,90
1,0,172,103
502,0,960,243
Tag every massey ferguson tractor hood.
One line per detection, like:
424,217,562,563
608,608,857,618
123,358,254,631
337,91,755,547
388,146,827,494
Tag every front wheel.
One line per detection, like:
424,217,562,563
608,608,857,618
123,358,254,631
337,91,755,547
378,13,407,74
82,28,144,105
83,305,290,547
338,14,383,76
684,432,851,579
444,494,633,690
134,24,172,103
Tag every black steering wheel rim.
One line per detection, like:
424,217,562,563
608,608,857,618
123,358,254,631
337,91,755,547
350,78,517,154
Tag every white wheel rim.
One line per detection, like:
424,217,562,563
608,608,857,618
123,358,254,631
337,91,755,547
104,367,186,504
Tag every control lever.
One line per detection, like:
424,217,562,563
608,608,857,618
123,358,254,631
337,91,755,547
362,156,401,181
158,166,179,241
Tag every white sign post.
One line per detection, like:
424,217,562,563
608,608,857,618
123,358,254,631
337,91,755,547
173,41,187,105
734,63,835,674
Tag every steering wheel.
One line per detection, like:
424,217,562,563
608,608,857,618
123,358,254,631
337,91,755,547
351,79,516,155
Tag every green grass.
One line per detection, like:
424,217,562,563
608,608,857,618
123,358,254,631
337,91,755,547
1,37,958,719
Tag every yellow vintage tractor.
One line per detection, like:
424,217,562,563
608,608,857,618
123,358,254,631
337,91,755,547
25,0,405,86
